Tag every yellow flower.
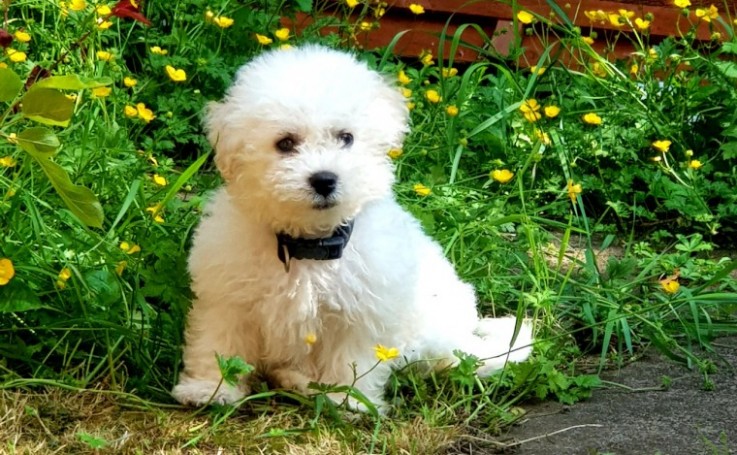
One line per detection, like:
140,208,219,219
115,261,127,276
685,149,694,157
544,105,560,118
305,333,317,345
97,20,113,30
413,183,431,196
520,98,541,123
96,4,111,15
165,65,187,82
535,129,551,145
387,148,403,159
517,10,534,24
660,277,680,294
695,5,718,22
652,139,672,153
255,33,273,45
674,0,691,7
530,65,546,76
401,87,412,98
123,76,138,87
634,18,651,30
152,174,167,186
58,267,72,282
425,89,441,103
274,27,290,41
441,67,458,78
375,6,385,17
96,50,113,61
69,0,86,11
146,205,165,223
409,3,425,14
374,344,400,362
92,87,112,97
119,241,141,254
406,102,415,110
648,48,658,59
398,70,411,85
490,169,514,183
7,133,17,144
608,13,623,27
420,51,433,66
213,16,234,28
446,105,459,117
688,159,703,169
582,112,602,125
0,258,14,286
14,31,31,43
124,105,138,117
567,180,582,202
584,10,607,22
0,156,16,167
592,62,607,78
359,21,372,31
618,9,635,19
582,36,594,45
346,0,359,7
630,63,639,76
150,46,168,55
136,102,155,123
7,49,27,63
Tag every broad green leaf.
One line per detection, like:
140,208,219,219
714,61,737,79
34,75,113,90
16,127,61,158
0,67,23,103
0,280,44,312
21,88,75,127
84,269,121,307
293,0,312,12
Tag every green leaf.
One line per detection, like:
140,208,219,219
721,42,737,54
21,88,75,127
34,75,113,90
0,67,23,103
35,159,104,228
293,0,312,12
16,127,61,158
84,269,121,307
713,61,737,79
216,354,254,386
0,280,44,313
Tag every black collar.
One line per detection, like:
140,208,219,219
276,220,355,272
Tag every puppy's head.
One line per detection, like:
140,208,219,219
205,45,409,237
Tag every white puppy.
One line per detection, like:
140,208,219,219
172,45,532,410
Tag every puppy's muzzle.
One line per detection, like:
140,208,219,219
309,171,338,198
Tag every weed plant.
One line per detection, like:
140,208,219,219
0,0,736,451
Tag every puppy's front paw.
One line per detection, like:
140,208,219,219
172,378,247,406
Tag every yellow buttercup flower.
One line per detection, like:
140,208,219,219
544,105,560,118
517,10,534,24
688,159,703,169
14,31,31,43
608,13,623,27
446,105,459,117
582,112,602,125
92,87,112,97
165,65,187,82
136,102,155,123
520,98,541,123
634,18,651,30
69,0,86,11
425,89,441,103
97,20,113,30
96,50,113,61
0,258,15,286
0,156,16,167
123,76,138,87
374,344,400,362
695,5,718,22
441,67,458,78
398,70,411,85
115,261,127,276
413,183,431,196
274,27,290,41
152,174,167,186
409,3,425,14
58,267,72,282
213,16,234,28
618,9,635,19
119,241,141,254
359,21,372,31
124,105,138,117
346,0,359,7
401,87,412,98
96,4,111,15
7,49,27,63
150,46,168,55
674,0,691,7
567,180,582,202
652,140,672,153
490,169,514,183
387,148,403,159
630,63,639,76
582,36,594,45
660,277,680,294
255,33,273,45
146,205,164,223
419,51,434,66
535,129,551,145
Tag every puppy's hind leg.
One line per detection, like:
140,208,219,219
473,316,534,377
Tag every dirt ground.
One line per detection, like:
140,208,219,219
498,338,737,455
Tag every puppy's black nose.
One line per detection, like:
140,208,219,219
309,171,339,197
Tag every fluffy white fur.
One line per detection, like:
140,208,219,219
172,45,533,411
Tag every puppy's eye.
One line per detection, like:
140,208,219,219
338,132,354,148
276,137,296,153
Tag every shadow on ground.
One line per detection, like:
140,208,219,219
499,338,737,455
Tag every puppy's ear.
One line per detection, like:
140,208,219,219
204,100,239,182
367,80,410,151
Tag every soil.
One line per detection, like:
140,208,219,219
498,338,737,455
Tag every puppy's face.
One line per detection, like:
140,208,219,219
205,46,409,237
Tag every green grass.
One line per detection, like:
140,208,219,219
1,0,737,452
